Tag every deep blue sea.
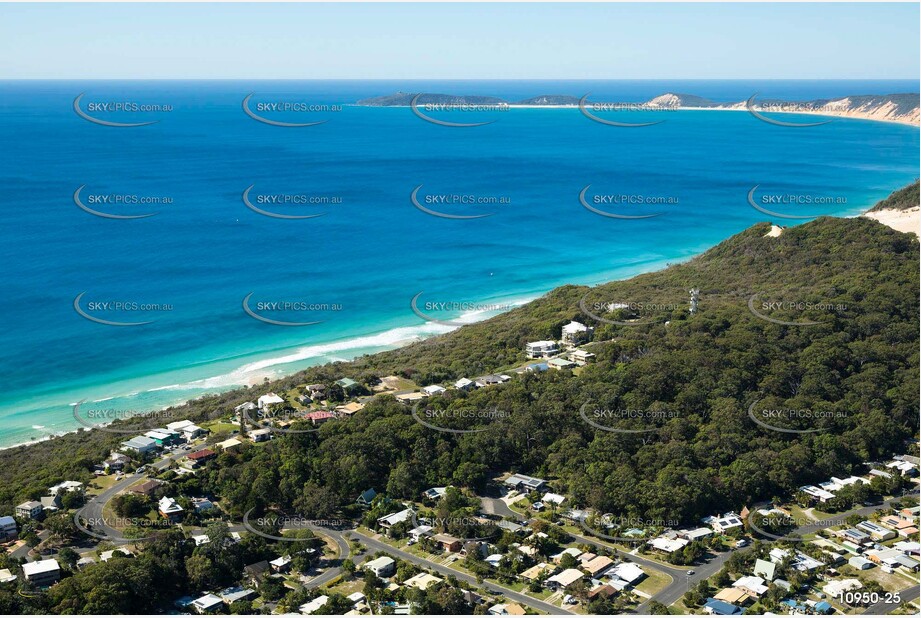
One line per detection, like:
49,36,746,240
0,79,917,448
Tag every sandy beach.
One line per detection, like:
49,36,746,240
864,207,921,235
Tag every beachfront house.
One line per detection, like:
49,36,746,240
167,419,208,440
257,393,284,411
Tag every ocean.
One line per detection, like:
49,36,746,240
0,79,917,449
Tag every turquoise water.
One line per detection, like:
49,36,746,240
0,80,917,448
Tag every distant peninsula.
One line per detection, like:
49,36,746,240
356,91,920,125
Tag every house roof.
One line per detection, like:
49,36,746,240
583,555,614,575
404,573,443,590
187,448,216,460
703,598,743,615
22,559,59,577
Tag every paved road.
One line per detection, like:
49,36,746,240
352,529,575,615
76,445,197,542
863,583,920,614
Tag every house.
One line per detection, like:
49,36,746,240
713,588,753,607
648,536,689,553
608,562,645,585
299,595,330,614
100,548,133,562
548,358,576,370
395,392,427,404
408,525,433,542
49,481,84,496
542,492,566,506
485,553,504,568
167,420,208,440
306,384,326,397
551,547,583,564
364,556,396,578
257,393,284,410
336,378,360,392
837,528,871,545
525,362,549,373
158,496,184,522
561,321,594,345
732,575,767,597
103,452,131,472
433,533,462,552
191,593,224,614
234,401,257,415
422,385,447,396
799,485,835,503
856,520,896,541
422,487,448,501
186,448,217,467
503,473,547,493
822,579,862,598
753,558,776,581
455,378,476,391
243,560,270,587
849,556,873,570
582,555,614,577
336,401,365,415
356,488,377,507
895,541,921,555
40,495,61,512
22,559,60,587
769,548,823,571
191,497,215,513
249,428,272,443
0,569,17,583
545,568,584,590
269,555,291,573
404,573,443,590
15,501,43,520
378,508,413,530
120,435,158,455
704,512,744,533
216,438,243,452
128,479,162,497
475,374,510,387
703,598,743,615
525,340,560,359
144,429,181,447
304,410,335,424
488,603,526,615
498,520,524,534
570,349,596,365
218,587,255,605
681,527,714,542
0,516,18,540
518,562,551,581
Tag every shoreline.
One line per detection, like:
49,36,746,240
2,197,916,453
355,103,919,126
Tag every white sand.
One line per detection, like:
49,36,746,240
764,225,784,238
863,207,920,236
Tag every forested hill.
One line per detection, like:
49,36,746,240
0,215,918,526
869,180,920,212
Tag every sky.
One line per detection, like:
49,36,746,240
0,3,918,79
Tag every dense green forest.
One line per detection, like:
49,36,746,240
869,180,919,212
2,214,917,527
